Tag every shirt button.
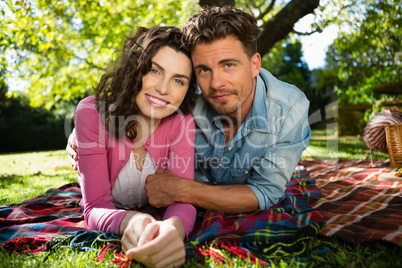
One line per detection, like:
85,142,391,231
146,142,149,146
156,162,159,165
228,147,232,151
245,171,249,174
218,163,222,167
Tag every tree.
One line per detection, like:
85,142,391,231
0,91,67,152
324,0,401,107
266,39,331,115
0,58,7,103
2,0,321,109
255,0,319,57
1,0,200,109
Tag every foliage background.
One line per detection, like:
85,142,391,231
323,0,401,123
1,0,400,152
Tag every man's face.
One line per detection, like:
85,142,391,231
191,36,261,118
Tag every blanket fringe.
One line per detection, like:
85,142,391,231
95,243,133,268
2,236,48,255
199,243,233,265
195,242,268,266
187,236,328,266
221,242,268,265
95,240,267,266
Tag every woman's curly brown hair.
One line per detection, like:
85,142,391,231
94,26,197,140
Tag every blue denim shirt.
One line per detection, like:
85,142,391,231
192,68,311,210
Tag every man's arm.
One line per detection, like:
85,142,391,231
145,169,259,213
66,128,78,170
246,93,311,210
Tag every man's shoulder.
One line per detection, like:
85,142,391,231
259,68,308,107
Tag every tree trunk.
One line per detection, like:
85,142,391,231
198,0,235,7
257,0,320,57
198,0,320,57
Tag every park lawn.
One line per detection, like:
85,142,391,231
0,150,77,205
0,137,401,267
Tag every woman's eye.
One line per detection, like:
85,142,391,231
150,68,160,75
174,79,184,86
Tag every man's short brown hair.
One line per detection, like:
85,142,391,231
182,6,261,58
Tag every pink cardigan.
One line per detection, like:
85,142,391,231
75,96,196,237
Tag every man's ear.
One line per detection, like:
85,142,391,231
251,53,261,78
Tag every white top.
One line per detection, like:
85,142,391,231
111,151,155,209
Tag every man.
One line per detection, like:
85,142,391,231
68,6,310,214
131,6,311,213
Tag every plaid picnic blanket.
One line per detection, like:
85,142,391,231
0,183,92,253
186,168,324,264
0,166,324,265
301,158,402,246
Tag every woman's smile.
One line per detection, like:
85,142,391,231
146,94,170,107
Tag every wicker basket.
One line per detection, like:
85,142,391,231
385,123,402,168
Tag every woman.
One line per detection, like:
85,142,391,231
74,26,197,267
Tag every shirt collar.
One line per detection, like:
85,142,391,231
247,74,270,132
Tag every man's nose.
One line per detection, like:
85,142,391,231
211,71,226,89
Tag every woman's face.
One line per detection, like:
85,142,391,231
136,46,192,123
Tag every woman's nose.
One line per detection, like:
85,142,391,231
155,78,169,95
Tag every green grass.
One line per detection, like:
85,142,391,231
302,130,389,161
0,135,401,267
0,150,77,204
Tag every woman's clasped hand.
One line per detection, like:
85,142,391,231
121,212,187,267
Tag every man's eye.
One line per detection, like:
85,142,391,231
199,68,210,74
225,63,234,68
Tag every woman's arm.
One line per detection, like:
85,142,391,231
75,97,129,234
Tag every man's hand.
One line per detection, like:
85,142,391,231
146,169,259,213
66,129,78,170
145,169,186,208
